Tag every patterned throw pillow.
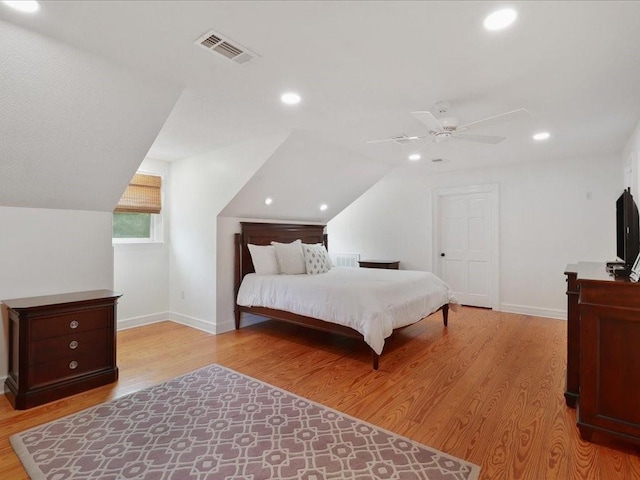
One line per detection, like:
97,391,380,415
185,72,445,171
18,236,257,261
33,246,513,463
303,244,332,275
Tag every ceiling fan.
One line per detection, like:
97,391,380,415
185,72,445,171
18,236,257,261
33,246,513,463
367,101,529,145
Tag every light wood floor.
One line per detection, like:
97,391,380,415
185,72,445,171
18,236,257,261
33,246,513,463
2,307,639,479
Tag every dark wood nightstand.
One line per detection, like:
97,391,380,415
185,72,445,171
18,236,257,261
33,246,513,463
358,260,400,270
3,290,121,409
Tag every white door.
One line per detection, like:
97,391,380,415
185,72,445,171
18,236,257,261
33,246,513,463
434,186,498,308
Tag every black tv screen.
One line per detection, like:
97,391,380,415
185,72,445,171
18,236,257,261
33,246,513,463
616,188,640,267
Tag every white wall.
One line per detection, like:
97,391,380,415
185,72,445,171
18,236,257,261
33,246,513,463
113,159,170,328
0,207,113,378
328,155,622,319
623,118,640,197
168,133,289,333
215,217,241,333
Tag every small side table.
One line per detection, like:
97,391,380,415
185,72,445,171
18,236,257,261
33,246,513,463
358,260,400,270
3,290,121,409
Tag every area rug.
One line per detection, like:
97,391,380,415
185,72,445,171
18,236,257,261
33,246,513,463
11,364,480,480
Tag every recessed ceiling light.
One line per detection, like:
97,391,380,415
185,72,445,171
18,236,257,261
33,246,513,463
281,92,301,105
2,0,40,13
319,204,328,211
484,8,517,31
533,132,551,141
408,154,421,161
264,197,273,205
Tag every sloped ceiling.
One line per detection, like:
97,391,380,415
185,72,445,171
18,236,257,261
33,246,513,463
2,1,639,175
2,1,640,216
220,130,392,222
0,19,181,211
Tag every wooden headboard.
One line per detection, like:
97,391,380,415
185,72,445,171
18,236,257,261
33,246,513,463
234,222,327,297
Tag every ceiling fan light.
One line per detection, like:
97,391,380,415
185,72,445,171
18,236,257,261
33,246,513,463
435,133,451,143
484,8,517,31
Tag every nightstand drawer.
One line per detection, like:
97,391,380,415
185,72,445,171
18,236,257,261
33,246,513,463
358,260,400,269
31,307,111,341
29,329,110,365
28,349,109,388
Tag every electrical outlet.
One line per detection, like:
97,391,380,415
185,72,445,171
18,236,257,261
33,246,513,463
181,290,185,300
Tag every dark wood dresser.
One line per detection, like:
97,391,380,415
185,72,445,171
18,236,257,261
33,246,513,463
3,290,121,409
564,262,640,445
358,260,400,269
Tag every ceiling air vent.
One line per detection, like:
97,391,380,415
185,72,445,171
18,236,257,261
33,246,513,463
194,29,259,65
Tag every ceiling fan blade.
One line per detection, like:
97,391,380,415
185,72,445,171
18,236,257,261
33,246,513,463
365,134,428,144
365,138,397,144
411,111,445,133
451,133,506,144
458,108,529,131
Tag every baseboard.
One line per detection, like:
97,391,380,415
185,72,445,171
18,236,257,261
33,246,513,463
167,311,216,334
216,312,268,334
117,312,169,331
499,303,566,320
116,311,271,335
117,311,216,334
216,318,235,334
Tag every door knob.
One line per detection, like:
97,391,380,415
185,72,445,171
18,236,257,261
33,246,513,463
440,253,445,257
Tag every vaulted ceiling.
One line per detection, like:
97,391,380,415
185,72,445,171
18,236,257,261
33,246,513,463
2,1,640,213
0,17,181,211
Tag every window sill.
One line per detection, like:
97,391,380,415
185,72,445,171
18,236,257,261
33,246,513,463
112,239,164,246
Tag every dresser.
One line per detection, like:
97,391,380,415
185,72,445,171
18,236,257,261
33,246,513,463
564,262,640,445
3,290,121,410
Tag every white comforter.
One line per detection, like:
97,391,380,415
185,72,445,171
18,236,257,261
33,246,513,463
237,267,457,355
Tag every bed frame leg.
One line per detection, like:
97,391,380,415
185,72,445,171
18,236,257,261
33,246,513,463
234,309,241,330
442,304,449,327
372,350,379,370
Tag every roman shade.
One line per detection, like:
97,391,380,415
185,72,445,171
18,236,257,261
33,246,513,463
114,174,161,214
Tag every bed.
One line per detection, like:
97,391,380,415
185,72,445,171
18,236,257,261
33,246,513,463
234,222,456,369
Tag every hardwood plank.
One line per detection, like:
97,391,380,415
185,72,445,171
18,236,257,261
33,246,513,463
2,307,640,479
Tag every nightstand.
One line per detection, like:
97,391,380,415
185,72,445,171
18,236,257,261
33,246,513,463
358,260,400,270
3,290,121,409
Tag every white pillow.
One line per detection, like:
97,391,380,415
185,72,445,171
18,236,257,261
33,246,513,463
302,243,332,275
247,244,280,275
271,239,307,275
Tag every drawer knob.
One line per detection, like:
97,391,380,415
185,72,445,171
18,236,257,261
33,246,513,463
70,320,79,329
69,360,78,370
69,340,79,350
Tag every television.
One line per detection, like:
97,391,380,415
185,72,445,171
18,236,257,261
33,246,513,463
616,188,640,270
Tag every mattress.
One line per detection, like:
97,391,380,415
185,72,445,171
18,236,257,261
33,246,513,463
237,267,457,355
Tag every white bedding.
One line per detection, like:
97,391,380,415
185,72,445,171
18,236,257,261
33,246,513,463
237,267,457,355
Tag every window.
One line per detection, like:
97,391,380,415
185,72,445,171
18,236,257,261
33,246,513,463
113,173,163,243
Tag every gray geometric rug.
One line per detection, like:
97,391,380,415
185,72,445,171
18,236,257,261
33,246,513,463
11,364,480,479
